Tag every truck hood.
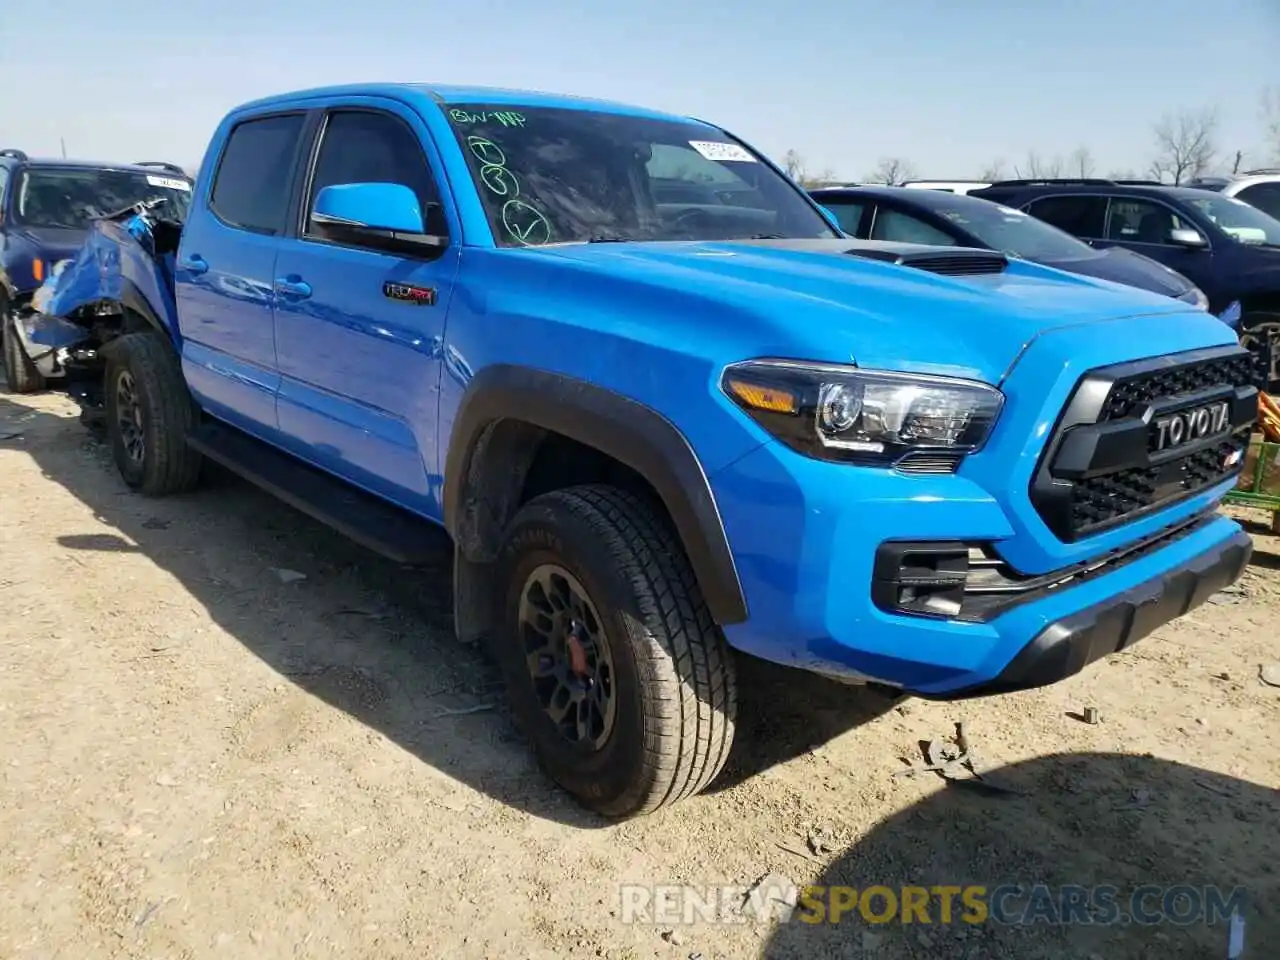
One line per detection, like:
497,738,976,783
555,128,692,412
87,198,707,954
525,238,1208,383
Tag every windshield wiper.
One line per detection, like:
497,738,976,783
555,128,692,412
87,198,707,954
746,233,787,239
587,235,635,243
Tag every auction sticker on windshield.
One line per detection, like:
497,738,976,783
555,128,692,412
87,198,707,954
146,175,190,191
688,141,756,163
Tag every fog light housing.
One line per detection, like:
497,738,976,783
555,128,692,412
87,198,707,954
872,541,971,618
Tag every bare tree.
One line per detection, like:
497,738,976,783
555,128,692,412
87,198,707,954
782,149,807,182
865,156,918,186
1147,107,1219,184
1068,146,1096,178
1013,151,1063,179
1106,169,1142,181
978,159,1007,181
800,168,838,189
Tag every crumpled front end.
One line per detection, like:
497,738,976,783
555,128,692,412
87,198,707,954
13,207,180,380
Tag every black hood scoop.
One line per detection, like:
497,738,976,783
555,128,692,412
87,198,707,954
733,237,1009,277
841,246,1009,277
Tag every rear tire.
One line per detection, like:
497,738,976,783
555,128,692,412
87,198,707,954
2,304,47,394
494,484,737,818
104,332,203,496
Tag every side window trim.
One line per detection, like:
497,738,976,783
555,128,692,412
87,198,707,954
298,105,445,256
0,167,9,224
206,109,311,237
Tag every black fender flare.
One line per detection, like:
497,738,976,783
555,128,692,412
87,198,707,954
443,364,748,625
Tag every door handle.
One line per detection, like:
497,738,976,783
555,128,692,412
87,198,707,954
274,276,312,300
179,254,209,275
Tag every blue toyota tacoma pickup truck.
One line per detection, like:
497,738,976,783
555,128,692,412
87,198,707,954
20,83,1257,817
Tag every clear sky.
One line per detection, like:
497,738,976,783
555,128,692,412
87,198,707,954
1,0,1276,180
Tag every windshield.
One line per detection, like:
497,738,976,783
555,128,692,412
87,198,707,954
926,196,1094,261
1179,192,1280,246
442,104,837,246
14,167,193,229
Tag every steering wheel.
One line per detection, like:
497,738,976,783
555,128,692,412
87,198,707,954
671,207,715,236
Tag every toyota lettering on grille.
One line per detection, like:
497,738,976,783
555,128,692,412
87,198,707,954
1152,400,1230,452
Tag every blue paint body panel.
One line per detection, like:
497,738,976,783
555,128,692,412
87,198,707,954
29,82,1255,696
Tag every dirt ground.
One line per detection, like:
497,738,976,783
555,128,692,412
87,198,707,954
1,390,1278,960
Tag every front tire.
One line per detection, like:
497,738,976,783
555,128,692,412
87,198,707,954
2,306,47,394
104,332,203,496
495,485,737,818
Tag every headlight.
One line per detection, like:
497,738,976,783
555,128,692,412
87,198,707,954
720,359,1004,466
1179,286,1209,311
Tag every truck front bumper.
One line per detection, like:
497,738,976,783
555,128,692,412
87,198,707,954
936,522,1250,699
710,440,1252,697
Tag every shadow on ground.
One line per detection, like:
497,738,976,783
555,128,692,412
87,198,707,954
0,396,896,826
761,752,1279,959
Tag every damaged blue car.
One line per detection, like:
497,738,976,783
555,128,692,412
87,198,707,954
0,152,191,392
7,197,184,403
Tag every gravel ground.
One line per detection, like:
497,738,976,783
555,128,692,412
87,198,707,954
1,391,1277,960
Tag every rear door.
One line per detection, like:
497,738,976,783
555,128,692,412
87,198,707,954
175,112,310,434
270,101,461,516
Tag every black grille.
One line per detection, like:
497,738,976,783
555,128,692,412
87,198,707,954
1030,345,1257,542
1068,439,1241,533
1101,351,1258,420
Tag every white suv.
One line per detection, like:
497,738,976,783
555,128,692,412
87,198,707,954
1187,170,1280,221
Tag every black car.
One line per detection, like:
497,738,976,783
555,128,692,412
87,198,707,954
808,184,1217,315
966,178,1280,386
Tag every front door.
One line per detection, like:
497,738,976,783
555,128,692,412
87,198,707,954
272,104,459,518
1099,197,1216,293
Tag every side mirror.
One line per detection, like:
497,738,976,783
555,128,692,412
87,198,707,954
312,182,447,250
1168,227,1208,249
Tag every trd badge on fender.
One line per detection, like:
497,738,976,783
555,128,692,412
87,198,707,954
383,281,437,306
1152,400,1230,451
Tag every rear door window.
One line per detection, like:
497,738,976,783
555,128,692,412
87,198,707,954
1024,195,1107,240
209,113,306,235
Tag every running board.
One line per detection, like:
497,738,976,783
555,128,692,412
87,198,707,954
186,421,449,565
